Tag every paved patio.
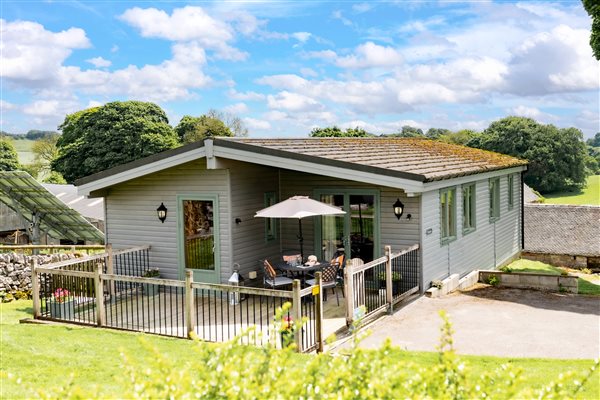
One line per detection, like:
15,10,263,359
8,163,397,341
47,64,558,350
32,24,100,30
341,285,600,359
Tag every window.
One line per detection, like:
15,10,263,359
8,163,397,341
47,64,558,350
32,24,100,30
440,188,456,244
489,178,500,221
507,175,514,209
462,183,476,234
264,192,277,241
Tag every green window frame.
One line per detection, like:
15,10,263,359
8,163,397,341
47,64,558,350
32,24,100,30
489,178,500,222
440,187,456,244
507,175,514,210
264,192,277,242
462,183,476,234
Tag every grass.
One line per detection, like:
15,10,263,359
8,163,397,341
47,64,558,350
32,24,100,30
8,138,35,165
543,175,600,205
1,300,598,398
503,259,600,295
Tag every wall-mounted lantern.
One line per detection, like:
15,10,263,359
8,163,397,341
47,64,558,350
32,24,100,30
157,202,168,223
393,198,404,220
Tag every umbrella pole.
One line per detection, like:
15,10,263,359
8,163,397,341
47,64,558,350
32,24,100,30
298,219,304,262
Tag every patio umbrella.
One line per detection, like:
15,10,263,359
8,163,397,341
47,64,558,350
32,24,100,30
255,196,345,262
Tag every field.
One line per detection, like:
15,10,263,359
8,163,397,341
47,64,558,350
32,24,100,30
1,300,598,398
543,175,600,205
8,138,35,165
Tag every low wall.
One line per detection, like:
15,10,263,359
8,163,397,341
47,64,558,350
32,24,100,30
479,270,578,294
0,252,78,295
522,252,600,271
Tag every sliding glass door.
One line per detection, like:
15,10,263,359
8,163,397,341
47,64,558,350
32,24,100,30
317,190,379,263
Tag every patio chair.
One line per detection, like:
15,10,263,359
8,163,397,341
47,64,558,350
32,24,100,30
306,262,341,305
263,260,293,289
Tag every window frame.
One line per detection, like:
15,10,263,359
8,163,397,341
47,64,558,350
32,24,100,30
489,178,501,222
264,192,278,242
462,183,476,235
507,174,514,210
440,187,457,245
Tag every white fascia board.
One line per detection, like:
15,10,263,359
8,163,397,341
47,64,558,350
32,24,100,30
78,147,206,196
422,166,527,192
213,146,425,193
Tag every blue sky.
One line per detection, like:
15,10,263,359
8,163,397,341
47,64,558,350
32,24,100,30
1,1,598,138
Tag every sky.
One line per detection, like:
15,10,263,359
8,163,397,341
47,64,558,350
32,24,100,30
1,0,598,138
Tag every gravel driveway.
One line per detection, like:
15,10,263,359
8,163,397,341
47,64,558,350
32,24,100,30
347,285,600,359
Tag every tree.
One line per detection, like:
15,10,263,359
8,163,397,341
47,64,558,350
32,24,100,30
385,126,424,138
467,116,588,193
310,126,372,137
207,109,249,137
30,133,60,176
175,115,233,144
25,129,58,140
425,128,451,139
583,0,600,60
437,129,478,146
0,138,20,171
586,132,600,147
52,101,178,182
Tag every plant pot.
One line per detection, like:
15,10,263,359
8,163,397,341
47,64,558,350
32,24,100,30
142,283,159,296
49,299,75,319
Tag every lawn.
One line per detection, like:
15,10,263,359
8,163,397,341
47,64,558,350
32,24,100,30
543,175,600,205
503,259,600,295
1,300,598,398
9,138,35,165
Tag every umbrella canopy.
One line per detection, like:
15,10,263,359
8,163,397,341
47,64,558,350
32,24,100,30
255,196,345,261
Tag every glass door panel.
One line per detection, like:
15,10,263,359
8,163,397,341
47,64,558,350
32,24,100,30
319,194,345,262
181,199,218,282
349,195,375,262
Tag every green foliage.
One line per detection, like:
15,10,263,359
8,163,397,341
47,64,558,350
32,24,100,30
207,108,249,137
175,114,233,144
587,132,600,147
310,126,372,137
486,274,499,286
438,129,479,146
583,0,600,60
52,101,178,182
467,116,589,193
385,125,425,138
43,171,67,184
0,138,21,171
25,130,59,140
426,127,452,139
2,300,599,398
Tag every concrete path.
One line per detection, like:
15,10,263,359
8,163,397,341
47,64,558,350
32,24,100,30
347,286,600,359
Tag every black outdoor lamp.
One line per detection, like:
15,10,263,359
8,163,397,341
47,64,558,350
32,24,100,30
157,202,168,223
393,198,404,220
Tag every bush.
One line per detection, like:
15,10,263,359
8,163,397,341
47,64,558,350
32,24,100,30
28,305,599,399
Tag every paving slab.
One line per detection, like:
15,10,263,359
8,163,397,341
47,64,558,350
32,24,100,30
348,285,600,359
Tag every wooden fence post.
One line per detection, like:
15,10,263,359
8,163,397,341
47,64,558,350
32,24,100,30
314,271,324,353
385,245,393,313
292,279,303,352
185,270,195,339
105,243,115,299
344,260,354,326
31,258,40,318
94,263,105,326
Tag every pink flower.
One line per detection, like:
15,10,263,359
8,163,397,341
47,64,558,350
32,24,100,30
53,288,71,303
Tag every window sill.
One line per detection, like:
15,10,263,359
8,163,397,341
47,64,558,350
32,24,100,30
441,236,456,246
462,227,476,236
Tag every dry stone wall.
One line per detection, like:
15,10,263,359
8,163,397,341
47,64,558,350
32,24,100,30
0,252,77,294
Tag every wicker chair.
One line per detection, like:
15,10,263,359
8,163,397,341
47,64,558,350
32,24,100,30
306,262,341,305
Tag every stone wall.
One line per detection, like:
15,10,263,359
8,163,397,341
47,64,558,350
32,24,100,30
0,252,77,294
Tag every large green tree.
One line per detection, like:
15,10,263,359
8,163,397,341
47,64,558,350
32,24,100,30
310,126,372,137
0,138,20,171
467,116,588,193
175,114,233,144
583,0,600,60
52,101,178,182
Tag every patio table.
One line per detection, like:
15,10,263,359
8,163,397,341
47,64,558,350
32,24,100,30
274,261,329,285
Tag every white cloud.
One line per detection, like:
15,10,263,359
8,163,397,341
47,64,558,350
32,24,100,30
87,100,104,108
86,56,111,68
309,42,403,69
300,67,318,77
352,3,373,13
1,19,90,83
0,100,16,111
118,6,247,61
227,89,265,101
243,117,271,130
267,91,323,112
110,45,119,53
223,102,248,114
332,10,353,27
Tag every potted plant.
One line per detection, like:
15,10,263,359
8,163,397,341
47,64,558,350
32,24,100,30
142,267,160,296
48,287,75,319
378,271,403,295
280,315,295,348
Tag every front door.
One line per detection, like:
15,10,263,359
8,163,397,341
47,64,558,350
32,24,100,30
317,190,379,263
177,195,220,283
